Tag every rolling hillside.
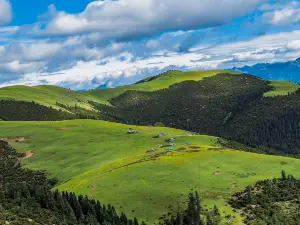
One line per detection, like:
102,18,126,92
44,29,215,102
0,85,95,111
1,120,300,224
83,70,240,104
0,70,298,109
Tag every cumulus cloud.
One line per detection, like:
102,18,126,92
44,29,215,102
232,51,275,62
0,60,46,74
3,0,300,89
0,0,12,25
2,28,300,89
263,1,300,26
41,0,263,40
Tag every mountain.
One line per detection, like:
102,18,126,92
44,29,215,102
1,69,300,224
231,57,300,83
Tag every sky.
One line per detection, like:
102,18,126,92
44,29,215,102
0,0,300,89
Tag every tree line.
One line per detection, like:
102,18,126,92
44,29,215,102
230,171,300,225
0,140,145,225
160,192,221,225
93,74,300,156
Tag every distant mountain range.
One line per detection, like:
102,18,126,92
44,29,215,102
231,57,300,83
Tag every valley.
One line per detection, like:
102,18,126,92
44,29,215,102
1,70,300,224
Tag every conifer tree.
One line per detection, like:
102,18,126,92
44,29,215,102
176,212,183,225
281,170,286,181
247,186,254,204
206,215,213,225
134,217,139,225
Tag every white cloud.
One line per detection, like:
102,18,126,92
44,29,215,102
2,29,300,89
0,60,46,74
23,43,62,61
286,40,300,50
42,0,263,40
233,52,275,62
0,0,12,25
263,1,300,26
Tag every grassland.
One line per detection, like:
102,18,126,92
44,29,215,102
0,70,240,109
1,120,300,224
84,70,240,104
264,80,299,97
0,85,100,111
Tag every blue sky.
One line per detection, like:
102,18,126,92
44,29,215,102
9,0,94,25
0,0,300,89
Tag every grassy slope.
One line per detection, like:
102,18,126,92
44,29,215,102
0,70,239,108
1,120,300,224
264,80,299,97
84,70,239,104
0,85,98,110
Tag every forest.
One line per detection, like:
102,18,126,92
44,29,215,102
2,73,300,156
0,140,145,225
230,171,300,225
92,74,300,156
160,192,221,225
0,100,75,121
0,140,227,225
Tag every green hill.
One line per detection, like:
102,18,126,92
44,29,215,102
1,70,300,224
1,120,300,224
84,70,240,104
0,85,91,110
264,80,300,97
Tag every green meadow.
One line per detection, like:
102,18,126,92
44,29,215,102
0,85,98,110
1,120,300,224
84,70,239,103
0,70,240,108
264,80,299,97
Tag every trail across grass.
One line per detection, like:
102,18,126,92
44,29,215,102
1,120,300,224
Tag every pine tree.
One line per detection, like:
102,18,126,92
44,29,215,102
206,215,213,225
187,192,196,225
247,186,254,204
74,198,84,222
212,205,220,217
195,192,201,225
134,217,139,225
175,212,183,225
281,170,286,181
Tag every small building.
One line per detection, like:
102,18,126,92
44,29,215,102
127,129,138,134
146,149,157,154
152,135,160,138
166,138,176,142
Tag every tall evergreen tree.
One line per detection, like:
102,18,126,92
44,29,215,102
281,170,286,181
247,186,254,204
176,212,183,225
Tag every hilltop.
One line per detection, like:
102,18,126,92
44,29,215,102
1,70,300,156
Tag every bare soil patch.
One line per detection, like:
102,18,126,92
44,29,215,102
0,137,27,144
23,150,34,159
232,184,237,189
